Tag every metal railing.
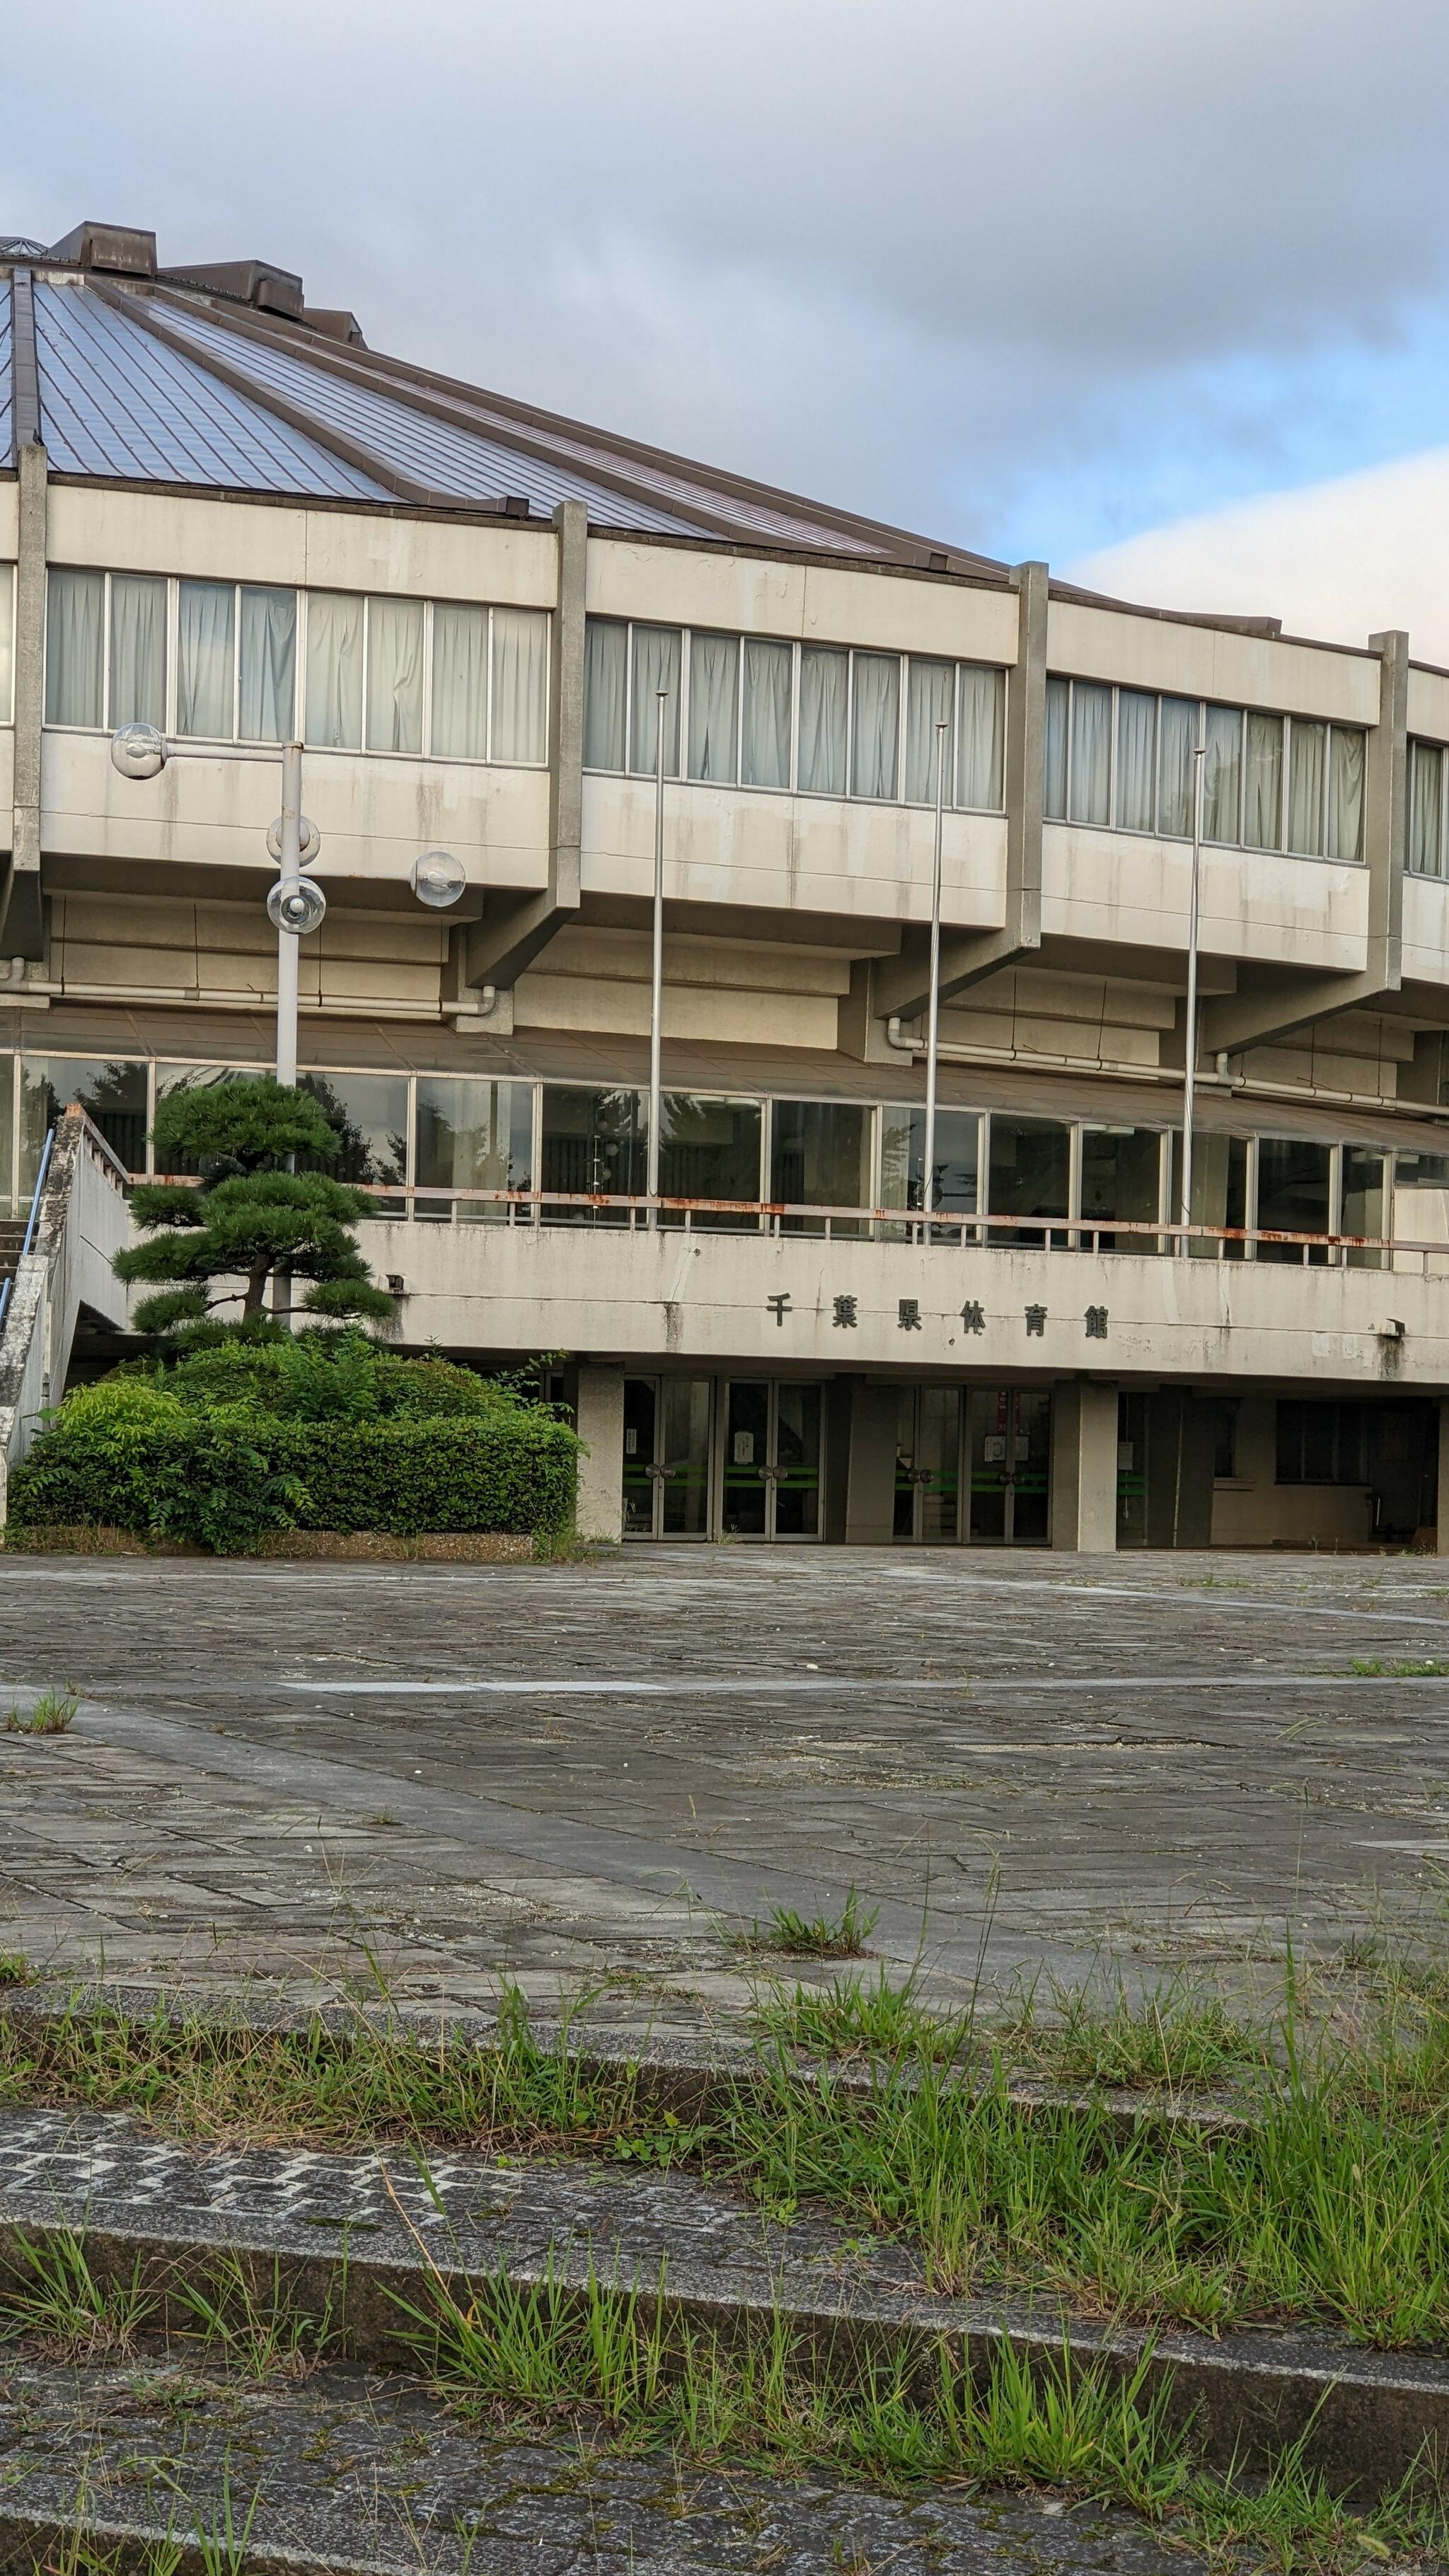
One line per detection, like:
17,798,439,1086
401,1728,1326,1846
0,1126,54,1335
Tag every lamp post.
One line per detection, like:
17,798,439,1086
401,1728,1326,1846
1179,715,1208,1254
646,684,668,1228
921,719,949,1234
110,724,467,1090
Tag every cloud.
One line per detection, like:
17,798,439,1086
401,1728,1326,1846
1066,446,1449,662
11,0,1449,555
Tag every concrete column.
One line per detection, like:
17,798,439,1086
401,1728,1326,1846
1436,1398,1449,1554
2,419,47,959
1050,1381,1119,1553
574,1363,625,1543
843,1382,900,1544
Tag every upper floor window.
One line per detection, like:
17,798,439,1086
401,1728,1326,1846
583,616,1005,812
1409,739,1449,877
1045,675,1365,861
0,563,14,722
44,569,548,768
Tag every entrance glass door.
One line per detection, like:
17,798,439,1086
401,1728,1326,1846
894,1387,964,1541
722,1382,822,1538
967,1388,1051,1544
622,1377,713,1538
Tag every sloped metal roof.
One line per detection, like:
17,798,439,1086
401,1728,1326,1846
1,233,1002,571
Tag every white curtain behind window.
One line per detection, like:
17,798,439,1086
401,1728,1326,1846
904,659,954,804
0,565,13,720
628,626,681,775
109,573,166,729
177,581,235,739
1202,705,1242,843
1115,690,1156,831
1329,727,1366,861
958,665,1004,810
430,603,488,760
45,568,105,727
365,596,424,753
741,638,791,788
305,593,364,749
1068,681,1111,826
798,646,848,795
1244,711,1283,850
688,633,739,782
1288,719,1326,857
239,587,296,742
1044,676,1068,819
492,607,548,763
851,652,899,799
582,619,627,770
1409,744,1443,876
1158,697,1198,836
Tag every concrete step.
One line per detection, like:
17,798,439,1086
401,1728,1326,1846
0,2353,1182,2576
0,2105,1443,2503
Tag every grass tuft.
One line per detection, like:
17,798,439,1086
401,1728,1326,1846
0,2227,154,2360
743,1888,880,1958
5,1685,81,1735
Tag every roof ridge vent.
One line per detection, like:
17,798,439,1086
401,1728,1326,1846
158,258,305,319
48,221,156,277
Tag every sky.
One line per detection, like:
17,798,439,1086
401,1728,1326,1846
13,0,1449,652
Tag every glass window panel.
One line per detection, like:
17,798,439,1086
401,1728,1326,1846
904,657,954,805
1068,679,1112,826
987,1114,1070,1246
659,1378,712,1536
415,1075,533,1221
430,602,489,761
1288,718,1327,857
622,1377,658,1535
176,580,235,739
582,618,627,771
658,1093,761,1230
879,1104,979,1218
1079,1125,1162,1251
1342,1145,1387,1271
741,637,792,788
850,652,900,799
957,664,1005,809
540,1085,645,1223
0,1053,11,1210
687,632,739,784
1115,690,1156,833
45,567,105,727
1044,675,1068,820
491,606,548,763
364,596,424,753
628,625,681,775
770,1099,870,1235
1158,695,1198,836
722,1380,770,1535
298,1070,408,1197
1244,710,1283,850
108,573,166,729
1170,1128,1247,1257
0,564,14,720
21,1056,148,1188
798,645,848,795
1202,704,1242,843
305,593,364,749
773,1382,821,1536
1257,1135,1331,1265
238,587,296,741
1329,726,1366,861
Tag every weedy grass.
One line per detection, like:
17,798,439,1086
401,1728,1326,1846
5,1685,81,1735
1348,1657,1449,1678
167,2247,342,2381
0,2226,154,2360
742,1888,880,1959
0,1951,30,1986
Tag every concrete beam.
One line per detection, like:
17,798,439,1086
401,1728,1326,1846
1199,628,1408,1059
460,497,585,993
1,435,47,960
874,560,1046,1022
1049,1380,1119,1554
574,1363,625,1544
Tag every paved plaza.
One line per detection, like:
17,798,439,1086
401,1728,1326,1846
3,1547,1449,2021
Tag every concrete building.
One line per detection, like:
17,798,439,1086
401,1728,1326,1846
4,218,1449,1553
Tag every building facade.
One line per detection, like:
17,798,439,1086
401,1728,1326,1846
4,220,1449,1552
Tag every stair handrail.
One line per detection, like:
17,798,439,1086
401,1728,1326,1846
0,1126,55,1334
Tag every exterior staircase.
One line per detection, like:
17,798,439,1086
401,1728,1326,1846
0,1109,132,1514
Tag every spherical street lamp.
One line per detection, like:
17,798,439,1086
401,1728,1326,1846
266,877,328,935
110,722,167,780
411,848,468,909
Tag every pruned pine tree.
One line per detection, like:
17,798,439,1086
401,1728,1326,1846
115,1078,396,1339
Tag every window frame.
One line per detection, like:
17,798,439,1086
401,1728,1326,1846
1044,674,1365,862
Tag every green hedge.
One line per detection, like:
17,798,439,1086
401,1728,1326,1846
8,1409,579,1554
